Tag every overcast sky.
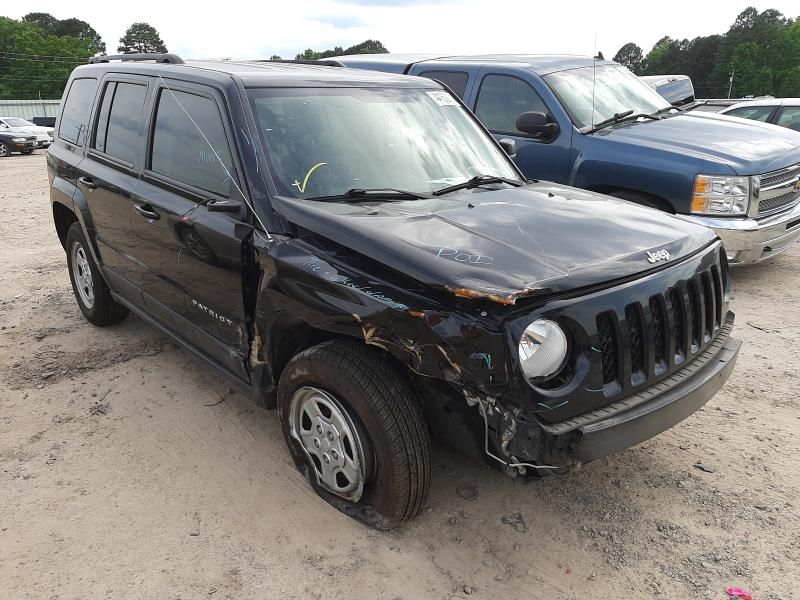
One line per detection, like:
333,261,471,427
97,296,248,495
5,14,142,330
7,0,799,60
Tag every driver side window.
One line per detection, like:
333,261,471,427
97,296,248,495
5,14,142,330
475,74,549,135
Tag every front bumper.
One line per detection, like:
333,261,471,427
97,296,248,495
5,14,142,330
8,140,36,152
539,318,740,463
680,201,800,265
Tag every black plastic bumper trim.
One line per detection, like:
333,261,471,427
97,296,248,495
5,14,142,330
571,333,740,462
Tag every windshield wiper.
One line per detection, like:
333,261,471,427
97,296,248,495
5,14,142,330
432,175,523,197
309,188,431,203
588,109,662,134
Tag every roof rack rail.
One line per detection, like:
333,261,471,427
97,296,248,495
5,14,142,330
89,53,184,65
264,59,345,67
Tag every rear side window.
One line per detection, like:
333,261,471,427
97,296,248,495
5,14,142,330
418,70,469,99
92,81,147,165
725,106,774,122
58,78,98,145
149,88,234,197
776,107,800,131
475,74,549,134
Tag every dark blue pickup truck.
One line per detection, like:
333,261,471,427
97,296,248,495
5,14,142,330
337,54,800,265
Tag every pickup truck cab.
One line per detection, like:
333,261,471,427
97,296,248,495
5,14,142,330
337,54,800,265
49,54,740,529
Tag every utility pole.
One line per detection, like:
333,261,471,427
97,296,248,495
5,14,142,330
727,68,735,99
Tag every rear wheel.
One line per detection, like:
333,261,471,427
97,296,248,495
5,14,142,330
65,222,129,326
0,142,8,157
608,189,674,212
278,340,431,530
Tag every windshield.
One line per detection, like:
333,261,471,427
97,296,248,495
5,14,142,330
3,118,34,127
248,87,521,199
544,65,671,129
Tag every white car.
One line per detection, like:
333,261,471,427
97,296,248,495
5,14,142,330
719,98,800,132
0,116,54,148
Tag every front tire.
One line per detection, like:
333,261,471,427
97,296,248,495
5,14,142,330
0,142,8,157
65,222,129,326
278,340,431,530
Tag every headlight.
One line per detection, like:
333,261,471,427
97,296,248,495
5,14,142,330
518,319,568,381
12,137,26,142
691,174,753,215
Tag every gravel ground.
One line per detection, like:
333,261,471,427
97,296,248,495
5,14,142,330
1,152,798,599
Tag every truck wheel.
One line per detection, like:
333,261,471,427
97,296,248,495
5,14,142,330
278,340,431,530
608,190,674,213
65,222,129,326
0,142,8,157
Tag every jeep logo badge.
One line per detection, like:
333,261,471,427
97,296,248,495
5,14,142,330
646,249,671,264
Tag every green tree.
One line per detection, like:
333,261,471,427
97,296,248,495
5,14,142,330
778,65,800,96
269,55,282,61
613,42,646,74
118,22,167,53
0,17,95,99
21,12,105,52
294,39,388,60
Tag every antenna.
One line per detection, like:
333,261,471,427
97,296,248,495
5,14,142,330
591,33,597,129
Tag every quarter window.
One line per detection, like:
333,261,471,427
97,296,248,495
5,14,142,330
58,78,98,145
92,81,147,165
475,74,549,134
150,89,234,197
418,70,469,99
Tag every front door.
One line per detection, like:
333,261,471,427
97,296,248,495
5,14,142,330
129,81,250,381
471,69,571,183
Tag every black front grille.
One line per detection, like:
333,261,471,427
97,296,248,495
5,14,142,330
594,257,725,394
670,287,685,361
687,280,701,349
625,304,645,376
649,297,667,369
596,313,618,385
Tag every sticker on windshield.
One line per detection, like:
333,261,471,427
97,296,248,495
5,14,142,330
426,91,459,106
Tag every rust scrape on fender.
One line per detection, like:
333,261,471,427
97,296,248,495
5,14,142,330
352,314,390,350
445,286,539,305
249,330,268,367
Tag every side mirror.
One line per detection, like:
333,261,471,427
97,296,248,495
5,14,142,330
516,111,559,142
498,138,516,158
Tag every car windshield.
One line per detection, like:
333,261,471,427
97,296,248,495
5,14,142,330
3,118,34,127
544,65,671,129
247,87,521,199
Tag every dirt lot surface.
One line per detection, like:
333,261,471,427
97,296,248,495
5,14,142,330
1,153,798,599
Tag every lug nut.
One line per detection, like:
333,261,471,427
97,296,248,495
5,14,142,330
323,454,330,464
313,438,321,449
330,450,339,461
327,431,334,442
316,425,323,434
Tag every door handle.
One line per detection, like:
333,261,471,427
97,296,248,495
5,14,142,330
134,203,160,220
78,176,98,190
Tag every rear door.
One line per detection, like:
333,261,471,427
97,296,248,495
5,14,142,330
80,76,150,282
129,80,250,380
470,68,571,183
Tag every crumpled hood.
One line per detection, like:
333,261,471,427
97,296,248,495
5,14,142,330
274,183,716,304
602,111,800,174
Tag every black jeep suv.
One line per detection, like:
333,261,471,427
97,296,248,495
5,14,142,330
48,53,740,529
